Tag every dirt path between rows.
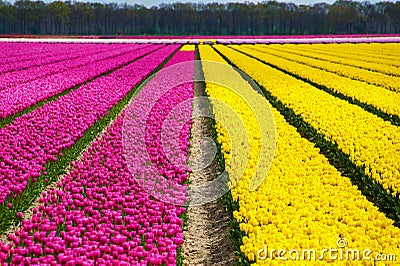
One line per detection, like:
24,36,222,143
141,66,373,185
181,79,236,265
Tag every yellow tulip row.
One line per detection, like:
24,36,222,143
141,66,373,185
234,45,400,118
338,43,400,57
246,44,400,93
274,43,400,68
180,44,196,51
214,44,400,196
198,46,275,192
260,44,400,77
299,43,400,61
199,45,400,265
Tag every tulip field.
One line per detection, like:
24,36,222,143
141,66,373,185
0,39,400,265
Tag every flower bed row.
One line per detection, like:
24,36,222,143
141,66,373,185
0,44,150,90
248,44,400,92
0,43,103,74
289,43,400,63
0,45,179,205
0,47,194,265
315,43,399,60
215,44,400,197
0,43,88,64
0,115,185,265
0,44,161,119
265,43,400,76
199,45,400,265
239,45,400,120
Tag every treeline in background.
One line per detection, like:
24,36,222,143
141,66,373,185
0,0,399,35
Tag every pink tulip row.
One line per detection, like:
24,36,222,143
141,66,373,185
124,50,194,206
0,44,179,204
0,115,185,265
0,44,161,119
0,44,151,90
0,43,84,63
0,49,195,265
0,43,107,74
